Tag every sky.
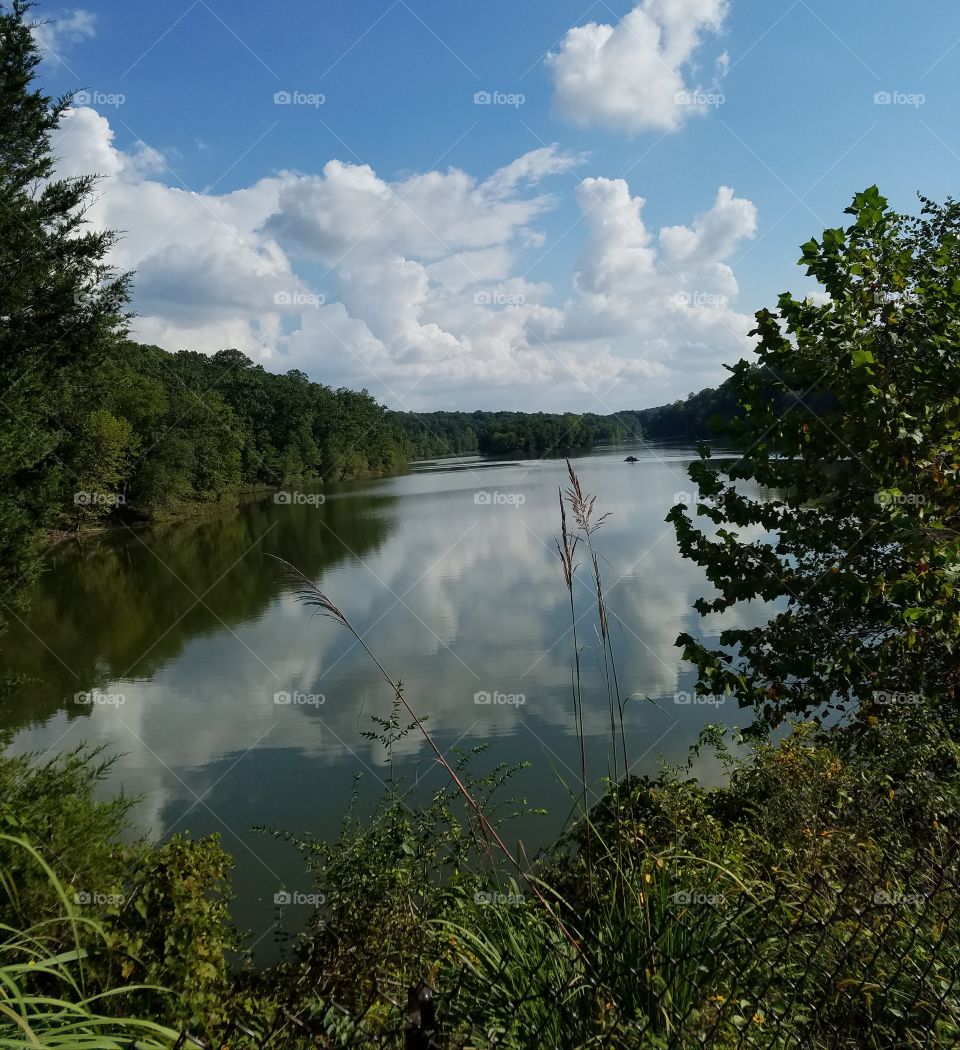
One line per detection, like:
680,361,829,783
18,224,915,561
31,0,960,412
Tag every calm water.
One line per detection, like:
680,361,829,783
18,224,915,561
2,446,772,959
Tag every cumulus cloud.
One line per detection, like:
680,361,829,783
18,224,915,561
51,105,757,409
555,178,757,379
261,149,578,267
547,0,729,133
32,8,95,59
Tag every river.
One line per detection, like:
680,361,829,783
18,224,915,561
2,445,773,960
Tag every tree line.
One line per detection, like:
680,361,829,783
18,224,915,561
0,0,733,621
390,390,744,458
390,409,646,458
75,342,407,524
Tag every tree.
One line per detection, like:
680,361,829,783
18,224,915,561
0,0,129,601
671,188,960,728
71,407,138,529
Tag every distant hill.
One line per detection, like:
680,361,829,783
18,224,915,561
389,380,740,457
389,409,645,458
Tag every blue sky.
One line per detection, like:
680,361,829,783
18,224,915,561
33,0,960,411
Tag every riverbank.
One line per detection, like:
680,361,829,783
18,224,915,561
4,705,957,1047
46,466,409,545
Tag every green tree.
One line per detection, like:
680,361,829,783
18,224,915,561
0,0,129,602
71,408,138,529
671,188,960,728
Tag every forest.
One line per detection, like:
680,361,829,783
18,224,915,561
7,3,960,1045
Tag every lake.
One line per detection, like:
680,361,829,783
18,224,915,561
2,445,772,960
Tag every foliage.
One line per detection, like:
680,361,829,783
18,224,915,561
671,187,960,726
79,342,409,524
244,705,536,1043
636,381,743,442
252,457,960,1048
0,0,130,613
0,746,136,928
0,747,244,1038
0,834,178,1048
391,409,643,458
0,0,412,565
433,713,960,1048
96,834,240,1036
1,15,958,1037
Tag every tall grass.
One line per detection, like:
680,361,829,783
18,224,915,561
0,834,177,1048
556,461,635,859
274,464,960,1048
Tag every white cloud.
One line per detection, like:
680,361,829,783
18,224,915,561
261,151,575,267
32,8,95,59
555,178,756,379
51,105,757,409
481,145,589,198
547,0,729,133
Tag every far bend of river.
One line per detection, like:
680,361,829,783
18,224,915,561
2,446,775,961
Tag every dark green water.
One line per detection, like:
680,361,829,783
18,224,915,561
2,446,771,959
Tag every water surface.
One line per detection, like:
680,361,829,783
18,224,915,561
2,446,772,958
